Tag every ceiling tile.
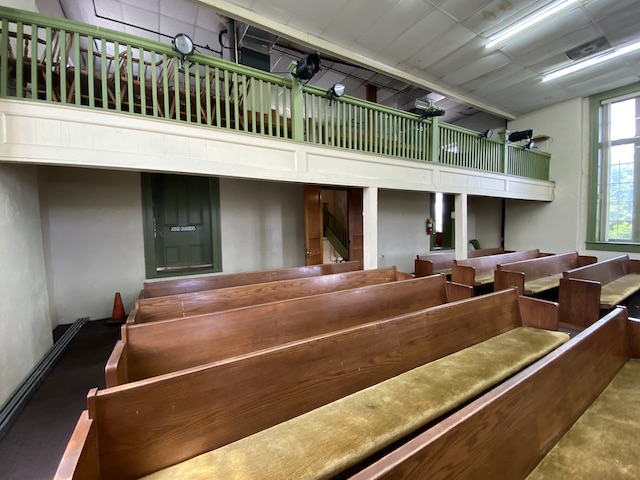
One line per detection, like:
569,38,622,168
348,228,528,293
384,9,456,61
581,0,640,22
121,0,159,13
159,0,198,25
443,51,511,86
357,0,436,53
252,1,294,24
509,24,602,68
323,1,395,41
407,24,476,69
420,36,485,77
291,0,349,30
195,5,224,30
462,0,554,36
121,4,159,32
498,8,592,57
159,16,196,40
438,0,495,22
470,65,537,97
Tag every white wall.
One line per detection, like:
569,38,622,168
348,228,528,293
468,196,503,249
506,98,586,254
378,189,431,273
219,178,304,272
40,167,146,326
506,97,639,260
0,163,52,406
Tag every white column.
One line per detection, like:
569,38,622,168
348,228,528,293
362,186,378,269
455,193,468,259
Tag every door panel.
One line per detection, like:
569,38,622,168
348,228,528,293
304,185,323,265
153,175,213,272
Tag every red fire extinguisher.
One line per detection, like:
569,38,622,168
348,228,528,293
426,217,433,235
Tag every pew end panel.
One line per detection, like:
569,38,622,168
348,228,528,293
450,264,477,287
105,339,128,388
444,280,474,302
494,269,526,294
414,258,434,277
54,395,100,480
396,271,413,280
558,277,601,329
577,255,599,267
518,295,559,330
628,316,640,357
350,307,631,480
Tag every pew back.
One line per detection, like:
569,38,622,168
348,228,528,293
351,307,635,479
132,266,400,323
107,275,473,386
494,252,597,295
562,254,637,285
451,249,541,286
415,247,505,277
142,261,362,297
59,288,548,479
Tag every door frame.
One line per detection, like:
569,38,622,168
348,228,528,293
141,173,222,279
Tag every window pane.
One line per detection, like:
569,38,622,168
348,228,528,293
610,98,637,140
607,144,635,240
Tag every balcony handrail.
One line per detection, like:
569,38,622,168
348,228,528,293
0,6,551,182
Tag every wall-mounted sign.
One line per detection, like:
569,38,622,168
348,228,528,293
170,226,197,232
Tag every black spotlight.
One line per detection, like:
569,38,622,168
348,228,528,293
508,129,533,142
293,53,321,81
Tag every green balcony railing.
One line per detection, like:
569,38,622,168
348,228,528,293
0,7,551,181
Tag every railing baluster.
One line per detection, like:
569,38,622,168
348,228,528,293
14,22,22,98
0,19,8,98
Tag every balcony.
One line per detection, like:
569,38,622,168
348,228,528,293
0,6,550,183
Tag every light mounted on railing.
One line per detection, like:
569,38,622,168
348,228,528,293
413,98,445,120
172,33,194,67
508,129,534,149
327,83,345,102
292,53,321,83
479,129,494,139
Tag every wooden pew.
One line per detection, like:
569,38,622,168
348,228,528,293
130,266,407,324
451,249,546,288
55,289,567,480
415,247,506,277
494,251,597,296
350,307,640,480
106,274,473,386
558,254,640,329
142,260,362,297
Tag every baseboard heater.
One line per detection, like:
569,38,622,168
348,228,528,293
0,316,88,441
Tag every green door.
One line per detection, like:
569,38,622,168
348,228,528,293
143,173,221,278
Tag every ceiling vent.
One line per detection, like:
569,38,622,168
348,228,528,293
565,37,612,61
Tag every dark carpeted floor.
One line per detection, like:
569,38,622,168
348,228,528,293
0,319,121,480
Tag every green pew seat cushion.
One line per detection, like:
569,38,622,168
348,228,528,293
144,327,569,480
600,273,640,308
475,272,495,285
524,273,563,295
527,359,640,479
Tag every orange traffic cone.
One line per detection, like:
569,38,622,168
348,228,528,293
108,292,126,324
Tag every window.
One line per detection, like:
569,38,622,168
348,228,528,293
588,85,640,252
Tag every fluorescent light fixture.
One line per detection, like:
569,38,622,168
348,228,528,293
486,0,579,49
542,40,640,81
